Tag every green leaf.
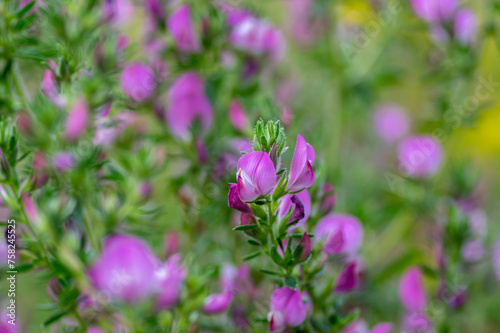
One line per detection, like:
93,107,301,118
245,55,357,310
15,1,35,18
43,310,68,327
233,224,258,231
259,269,280,275
243,252,262,261
247,239,261,246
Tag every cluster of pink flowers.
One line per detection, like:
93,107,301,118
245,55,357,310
409,0,477,46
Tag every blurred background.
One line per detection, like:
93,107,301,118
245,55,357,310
1,0,499,332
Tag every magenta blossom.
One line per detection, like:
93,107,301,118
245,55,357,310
372,104,410,143
65,97,89,141
236,151,277,202
314,213,363,258
41,62,65,108
397,135,443,178
228,100,249,132
277,189,311,228
286,134,315,193
87,234,159,303
333,262,358,293
268,287,307,332
167,5,200,53
21,194,37,225
121,63,156,102
398,267,426,311
371,323,393,333
155,254,185,309
202,292,233,314
409,0,458,23
52,152,76,172
229,17,285,60
454,9,477,45
166,72,212,139
228,183,253,214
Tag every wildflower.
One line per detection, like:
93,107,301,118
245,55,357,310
397,135,442,178
314,213,363,258
65,97,89,141
286,134,315,193
268,287,307,332
121,63,156,102
167,5,200,53
166,72,212,139
87,234,159,303
372,104,410,143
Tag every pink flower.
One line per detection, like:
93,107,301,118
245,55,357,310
333,262,358,293
286,134,315,193
229,17,285,60
41,62,65,107
397,135,442,178
202,292,233,314
398,267,426,311
371,323,393,333
277,189,311,228
287,0,315,45
319,183,336,215
298,232,312,261
144,0,164,20
228,100,249,132
461,240,484,262
121,63,156,102
65,97,89,141
454,9,476,45
268,287,307,331
236,151,277,202
409,0,458,23
21,194,37,225
86,327,105,333
167,5,200,53
314,214,363,257
87,234,159,303
52,152,76,171
166,72,212,139
372,104,410,143
155,254,186,309
228,183,253,214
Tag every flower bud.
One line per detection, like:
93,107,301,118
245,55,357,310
286,134,314,193
21,194,37,225
121,62,156,102
333,262,358,293
202,292,232,314
167,5,200,53
398,267,426,311
65,97,89,141
228,100,249,132
297,232,311,261
164,232,179,257
319,183,336,216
